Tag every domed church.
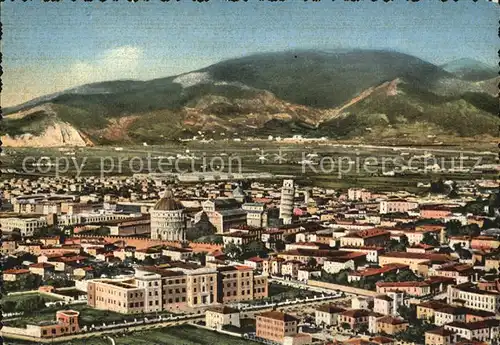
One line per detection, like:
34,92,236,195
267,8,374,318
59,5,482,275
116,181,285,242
150,188,187,241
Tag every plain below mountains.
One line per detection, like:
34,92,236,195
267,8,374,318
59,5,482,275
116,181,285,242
2,50,498,147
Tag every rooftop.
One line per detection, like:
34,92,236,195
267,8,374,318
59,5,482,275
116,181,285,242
258,311,298,322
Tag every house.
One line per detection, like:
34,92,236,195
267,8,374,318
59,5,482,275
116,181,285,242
373,292,404,316
3,268,31,282
297,267,321,283
222,231,257,246
416,301,450,320
73,266,95,280
425,327,455,345
29,262,55,279
281,260,302,279
338,309,370,330
434,307,467,326
244,256,265,271
315,303,345,326
256,311,298,344
375,316,408,335
205,306,240,329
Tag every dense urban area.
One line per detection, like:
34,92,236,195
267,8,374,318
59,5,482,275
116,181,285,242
1,170,500,345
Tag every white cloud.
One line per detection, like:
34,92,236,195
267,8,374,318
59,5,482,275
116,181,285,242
2,46,145,107
64,45,144,86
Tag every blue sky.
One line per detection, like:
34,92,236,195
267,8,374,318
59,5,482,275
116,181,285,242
1,0,498,106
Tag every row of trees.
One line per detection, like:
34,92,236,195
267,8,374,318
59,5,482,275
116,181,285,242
319,267,421,291
3,274,43,293
223,240,269,261
1,295,47,314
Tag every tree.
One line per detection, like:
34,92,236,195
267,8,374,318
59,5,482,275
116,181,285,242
245,241,267,258
421,232,439,247
11,228,22,241
274,239,286,252
341,322,351,331
142,256,156,266
397,305,416,324
445,220,462,237
306,257,317,268
193,252,207,266
16,296,46,313
357,323,369,334
430,179,446,194
1,300,17,314
396,270,421,282
400,235,410,248
223,243,243,260
4,273,42,292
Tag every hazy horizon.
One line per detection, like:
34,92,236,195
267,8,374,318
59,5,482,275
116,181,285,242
2,0,498,107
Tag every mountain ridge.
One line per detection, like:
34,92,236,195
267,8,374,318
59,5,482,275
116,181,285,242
2,49,498,147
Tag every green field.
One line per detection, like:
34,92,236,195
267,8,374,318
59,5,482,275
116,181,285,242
4,304,176,328
4,325,258,345
2,292,63,303
2,141,496,193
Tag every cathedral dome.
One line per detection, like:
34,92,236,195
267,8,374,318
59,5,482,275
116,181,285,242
153,189,184,211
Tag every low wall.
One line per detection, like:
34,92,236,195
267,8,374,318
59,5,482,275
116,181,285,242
190,322,243,338
1,325,40,338
307,280,379,297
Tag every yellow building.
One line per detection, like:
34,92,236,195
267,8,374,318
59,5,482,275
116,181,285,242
425,327,454,345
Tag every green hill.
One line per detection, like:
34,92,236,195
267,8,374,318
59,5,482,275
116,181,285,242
2,49,498,146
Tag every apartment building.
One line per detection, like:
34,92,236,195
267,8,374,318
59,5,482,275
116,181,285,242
87,279,146,314
444,320,500,342
340,229,390,248
470,236,500,252
447,283,500,313
434,307,467,326
217,265,254,303
379,199,418,214
0,217,47,236
256,311,298,344
417,301,449,320
338,246,383,263
376,281,431,297
379,252,454,272
184,267,218,308
430,263,475,284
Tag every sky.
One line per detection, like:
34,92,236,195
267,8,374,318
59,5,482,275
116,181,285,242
1,0,498,107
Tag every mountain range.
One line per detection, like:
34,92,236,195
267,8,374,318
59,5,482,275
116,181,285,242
1,49,498,147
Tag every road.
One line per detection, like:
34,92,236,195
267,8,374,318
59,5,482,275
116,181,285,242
2,293,349,344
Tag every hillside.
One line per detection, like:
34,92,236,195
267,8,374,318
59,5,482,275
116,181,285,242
441,58,497,82
2,49,498,146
